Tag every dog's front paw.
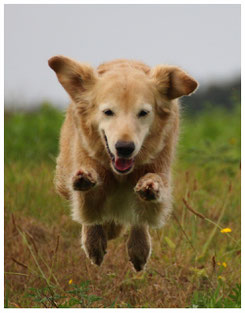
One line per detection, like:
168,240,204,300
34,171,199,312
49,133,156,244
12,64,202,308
134,174,162,201
72,169,97,191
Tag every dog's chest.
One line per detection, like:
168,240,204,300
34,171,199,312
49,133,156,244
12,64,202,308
103,182,138,224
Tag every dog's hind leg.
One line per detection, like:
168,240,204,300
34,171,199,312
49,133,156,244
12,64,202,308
81,224,107,266
103,221,125,240
127,225,151,271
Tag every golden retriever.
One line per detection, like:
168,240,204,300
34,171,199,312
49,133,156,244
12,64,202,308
48,56,198,271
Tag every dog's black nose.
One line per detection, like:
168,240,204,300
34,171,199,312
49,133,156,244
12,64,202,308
115,141,135,157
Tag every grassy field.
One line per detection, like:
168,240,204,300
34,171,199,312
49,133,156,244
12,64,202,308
4,103,241,308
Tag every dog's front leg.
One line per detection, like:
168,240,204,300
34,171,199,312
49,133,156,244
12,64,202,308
127,225,151,271
81,224,107,266
134,173,172,227
134,173,167,202
72,167,100,191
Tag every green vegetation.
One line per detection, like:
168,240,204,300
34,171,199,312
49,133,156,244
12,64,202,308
190,283,241,308
4,103,241,308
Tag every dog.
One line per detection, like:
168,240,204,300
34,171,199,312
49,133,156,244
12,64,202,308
48,56,198,271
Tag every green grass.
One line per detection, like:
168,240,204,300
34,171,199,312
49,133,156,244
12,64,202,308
26,281,103,308
4,102,241,308
5,103,64,164
190,283,241,308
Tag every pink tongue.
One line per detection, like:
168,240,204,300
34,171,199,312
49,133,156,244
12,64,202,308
115,157,133,171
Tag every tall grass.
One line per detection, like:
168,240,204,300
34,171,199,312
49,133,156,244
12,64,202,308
4,102,241,308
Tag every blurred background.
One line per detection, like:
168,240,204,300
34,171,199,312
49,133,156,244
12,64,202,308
4,4,241,308
5,4,241,112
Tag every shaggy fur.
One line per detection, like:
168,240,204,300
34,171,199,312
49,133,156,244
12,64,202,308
48,56,198,271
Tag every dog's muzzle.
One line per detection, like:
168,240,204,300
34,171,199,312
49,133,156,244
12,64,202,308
103,131,135,174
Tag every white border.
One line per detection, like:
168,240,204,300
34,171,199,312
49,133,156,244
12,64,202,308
1,1,242,312
1,0,244,4
240,0,244,311
1,0,4,312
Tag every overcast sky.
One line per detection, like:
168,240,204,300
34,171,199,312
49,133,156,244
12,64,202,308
4,4,241,109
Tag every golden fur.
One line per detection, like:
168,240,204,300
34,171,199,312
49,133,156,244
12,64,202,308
48,56,198,271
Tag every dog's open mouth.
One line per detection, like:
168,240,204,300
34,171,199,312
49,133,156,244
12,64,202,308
114,157,134,173
103,132,134,174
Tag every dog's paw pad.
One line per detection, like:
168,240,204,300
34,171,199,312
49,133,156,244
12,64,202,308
135,179,160,201
72,170,96,191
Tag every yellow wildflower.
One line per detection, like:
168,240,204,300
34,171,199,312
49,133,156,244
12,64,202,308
222,262,227,268
217,262,221,266
68,279,73,285
229,138,236,145
218,275,225,281
220,228,232,233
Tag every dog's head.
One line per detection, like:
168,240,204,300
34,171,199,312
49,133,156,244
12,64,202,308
49,56,198,175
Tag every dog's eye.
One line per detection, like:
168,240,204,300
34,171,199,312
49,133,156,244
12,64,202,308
103,109,115,116
138,110,149,118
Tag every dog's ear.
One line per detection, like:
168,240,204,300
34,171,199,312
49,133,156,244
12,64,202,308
48,55,97,102
151,65,198,100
